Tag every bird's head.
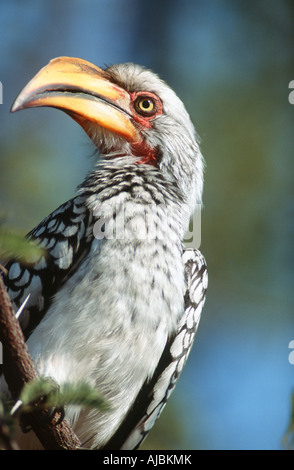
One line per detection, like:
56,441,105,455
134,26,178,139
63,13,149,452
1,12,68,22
11,57,204,210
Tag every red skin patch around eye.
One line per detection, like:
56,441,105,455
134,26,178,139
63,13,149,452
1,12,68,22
129,91,162,165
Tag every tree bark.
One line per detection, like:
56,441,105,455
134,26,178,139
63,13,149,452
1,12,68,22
0,274,80,450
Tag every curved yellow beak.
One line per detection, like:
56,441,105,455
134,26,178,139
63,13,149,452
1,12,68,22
11,56,140,143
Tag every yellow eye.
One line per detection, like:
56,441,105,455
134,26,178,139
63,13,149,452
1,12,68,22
135,97,155,115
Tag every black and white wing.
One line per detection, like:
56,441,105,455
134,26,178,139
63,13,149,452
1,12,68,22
3,195,94,339
102,248,208,450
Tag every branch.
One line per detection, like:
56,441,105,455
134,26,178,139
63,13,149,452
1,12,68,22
0,273,81,450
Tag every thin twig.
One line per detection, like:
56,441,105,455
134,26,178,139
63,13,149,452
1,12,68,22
0,264,8,276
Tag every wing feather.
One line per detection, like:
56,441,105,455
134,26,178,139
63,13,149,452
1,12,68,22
3,196,94,338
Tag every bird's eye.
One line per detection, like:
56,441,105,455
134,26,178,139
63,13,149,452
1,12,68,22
135,97,156,115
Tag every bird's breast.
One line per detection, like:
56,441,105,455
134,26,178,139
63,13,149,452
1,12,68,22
26,194,186,446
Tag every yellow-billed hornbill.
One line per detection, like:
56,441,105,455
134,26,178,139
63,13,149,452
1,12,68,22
2,57,207,449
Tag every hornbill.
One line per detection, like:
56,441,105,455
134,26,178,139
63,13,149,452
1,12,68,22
1,57,207,449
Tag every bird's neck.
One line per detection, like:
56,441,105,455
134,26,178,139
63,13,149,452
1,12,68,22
78,160,191,241
100,140,158,167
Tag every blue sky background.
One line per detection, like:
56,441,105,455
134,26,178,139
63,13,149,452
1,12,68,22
0,0,293,450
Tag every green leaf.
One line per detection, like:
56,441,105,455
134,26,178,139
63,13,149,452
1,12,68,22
0,228,45,264
19,377,109,414
20,377,57,408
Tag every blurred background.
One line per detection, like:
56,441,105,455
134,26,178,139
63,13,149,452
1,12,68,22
0,0,293,450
